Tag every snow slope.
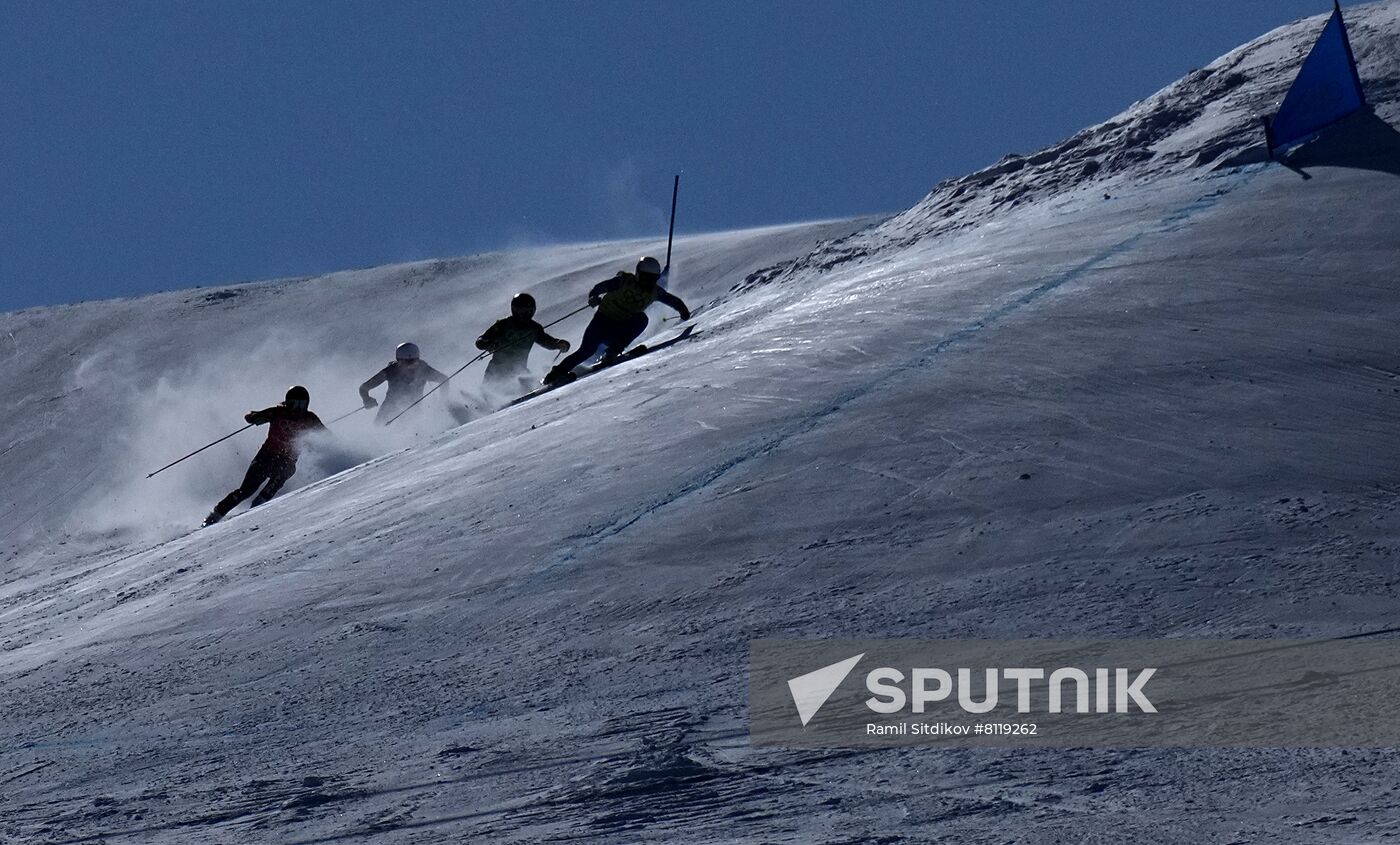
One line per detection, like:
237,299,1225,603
5,3,1400,842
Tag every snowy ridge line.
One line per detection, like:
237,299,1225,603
25,729,858,845
0,761,52,786
38,792,364,845
276,747,873,845
535,167,1263,584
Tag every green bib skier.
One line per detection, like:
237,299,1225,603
544,256,689,385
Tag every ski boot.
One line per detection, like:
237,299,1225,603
541,366,575,387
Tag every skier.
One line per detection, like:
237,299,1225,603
475,293,572,394
359,342,449,424
543,256,690,386
202,385,328,526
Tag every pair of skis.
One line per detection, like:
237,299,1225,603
506,325,698,408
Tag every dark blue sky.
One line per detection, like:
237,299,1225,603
1,1,1336,310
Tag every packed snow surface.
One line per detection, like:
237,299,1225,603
4,3,1400,842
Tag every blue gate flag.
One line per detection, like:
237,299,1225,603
1267,2,1367,153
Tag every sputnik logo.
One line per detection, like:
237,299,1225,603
787,653,864,727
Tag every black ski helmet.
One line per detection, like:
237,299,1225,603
511,293,536,319
636,256,662,279
285,385,310,408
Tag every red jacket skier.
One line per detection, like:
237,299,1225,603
202,385,327,526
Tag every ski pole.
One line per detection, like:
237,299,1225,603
662,304,705,324
541,303,590,330
541,301,597,363
146,423,254,479
384,351,489,427
329,406,366,424
665,174,679,269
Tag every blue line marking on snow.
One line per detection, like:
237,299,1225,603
536,168,1265,580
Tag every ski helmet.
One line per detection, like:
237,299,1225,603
285,385,310,409
511,293,536,319
395,342,420,361
636,256,662,279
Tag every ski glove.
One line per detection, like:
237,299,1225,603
588,294,602,308
363,396,378,409
555,339,572,353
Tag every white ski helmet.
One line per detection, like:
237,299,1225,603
395,342,420,361
636,256,662,278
